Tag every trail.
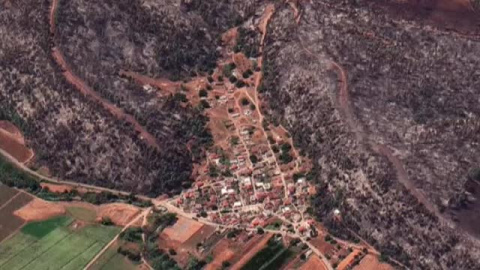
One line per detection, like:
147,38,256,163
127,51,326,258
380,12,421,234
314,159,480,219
301,44,446,224
49,0,160,151
84,209,149,270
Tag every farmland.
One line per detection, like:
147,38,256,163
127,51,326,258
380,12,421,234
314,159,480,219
0,186,32,242
240,237,287,270
88,240,140,270
0,216,120,270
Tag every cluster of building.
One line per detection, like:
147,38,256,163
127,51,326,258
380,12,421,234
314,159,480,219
171,59,315,232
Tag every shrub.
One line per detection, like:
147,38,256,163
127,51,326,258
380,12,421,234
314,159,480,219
174,93,188,102
199,89,208,97
101,217,114,226
235,80,246,88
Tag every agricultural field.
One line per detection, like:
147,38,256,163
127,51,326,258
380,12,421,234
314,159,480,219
0,216,120,270
66,206,97,222
240,237,288,270
88,240,141,270
0,186,32,242
158,216,215,266
300,254,328,270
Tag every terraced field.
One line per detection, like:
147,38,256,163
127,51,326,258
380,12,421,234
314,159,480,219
0,216,120,270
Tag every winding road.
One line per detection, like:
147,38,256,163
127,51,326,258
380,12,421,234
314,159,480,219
300,41,447,226
49,0,161,151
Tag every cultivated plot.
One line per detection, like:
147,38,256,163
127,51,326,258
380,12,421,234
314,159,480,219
0,216,120,270
0,188,32,242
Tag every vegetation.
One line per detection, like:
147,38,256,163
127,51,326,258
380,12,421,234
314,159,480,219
0,216,119,270
66,206,97,222
117,246,141,262
0,157,40,192
120,227,143,243
21,216,73,238
0,106,30,135
234,27,260,58
199,89,208,97
241,238,284,270
223,63,236,78
173,93,188,103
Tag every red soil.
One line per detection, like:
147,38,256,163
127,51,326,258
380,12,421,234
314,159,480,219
300,254,328,270
0,130,34,163
51,50,160,151
230,233,273,270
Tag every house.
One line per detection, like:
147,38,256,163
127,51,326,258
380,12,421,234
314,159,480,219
234,201,242,208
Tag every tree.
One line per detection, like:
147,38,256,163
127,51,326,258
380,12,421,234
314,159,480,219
279,152,293,164
101,216,114,226
169,248,177,255
222,261,231,269
241,98,250,106
200,100,210,109
257,227,265,234
281,143,292,153
230,136,239,146
250,155,258,164
199,89,208,97
173,93,188,103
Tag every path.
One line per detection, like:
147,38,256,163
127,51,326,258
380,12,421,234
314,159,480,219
84,208,149,270
300,42,447,225
49,0,161,151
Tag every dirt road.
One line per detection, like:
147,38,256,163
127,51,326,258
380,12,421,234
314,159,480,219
84,208,148,270
49,1,160,151
300,43,447,226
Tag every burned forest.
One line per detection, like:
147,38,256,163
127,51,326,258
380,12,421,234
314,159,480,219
1,0,480,269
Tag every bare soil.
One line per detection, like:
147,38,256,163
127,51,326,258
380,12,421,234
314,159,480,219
205,239,235,270
0,121,23,142
97,203,140,226
40,182,73,193
14,198,66,221
337,249,360,270
230,233,273,270
162,216,204,244
353,254,393,270
299,254,328,270
0,124,34,163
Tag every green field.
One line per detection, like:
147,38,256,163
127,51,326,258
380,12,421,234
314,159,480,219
241,239,286,270
0,216,120,270
89,240,138,270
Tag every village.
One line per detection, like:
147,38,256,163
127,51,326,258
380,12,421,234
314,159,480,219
166,36,319,239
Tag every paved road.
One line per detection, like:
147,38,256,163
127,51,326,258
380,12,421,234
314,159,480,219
0,148,151,201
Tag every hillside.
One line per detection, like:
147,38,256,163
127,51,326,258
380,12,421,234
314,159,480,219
260,0,480,268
